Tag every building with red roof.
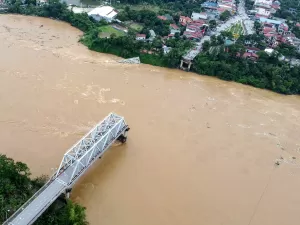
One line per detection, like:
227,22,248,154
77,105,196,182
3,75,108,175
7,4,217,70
242,52,259,60
179,16,192,26
157,15,167,21
136,34,146,41
246,46,260,53
169,23,179,30
183,31,203,41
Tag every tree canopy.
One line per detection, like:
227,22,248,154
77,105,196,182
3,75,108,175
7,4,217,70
0,154,88,224
220,10,231,21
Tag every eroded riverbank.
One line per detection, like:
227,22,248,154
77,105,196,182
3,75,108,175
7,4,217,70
1,15,300,225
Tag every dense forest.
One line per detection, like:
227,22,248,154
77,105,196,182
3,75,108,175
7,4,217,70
274,0,300,21
0,154,88,224
118,0,204,15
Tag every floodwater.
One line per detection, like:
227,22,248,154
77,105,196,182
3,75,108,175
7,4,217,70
1,15,300,225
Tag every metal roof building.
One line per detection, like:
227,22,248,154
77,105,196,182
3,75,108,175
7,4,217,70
88,6,118,22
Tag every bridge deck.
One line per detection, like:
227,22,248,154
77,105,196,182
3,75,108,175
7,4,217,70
7,163,81,225
9,180,65,225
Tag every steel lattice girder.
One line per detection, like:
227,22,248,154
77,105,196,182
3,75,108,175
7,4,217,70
54,113,128,185
3,113,129,225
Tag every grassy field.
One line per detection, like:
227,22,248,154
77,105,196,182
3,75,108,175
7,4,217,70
128,22,143,31
228,22,244,35
98,25,125,38
115,3,161,12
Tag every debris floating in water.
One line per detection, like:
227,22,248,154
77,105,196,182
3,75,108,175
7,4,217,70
119,57,140,64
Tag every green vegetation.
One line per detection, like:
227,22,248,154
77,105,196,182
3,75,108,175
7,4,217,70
209,20,217,29
114,0,203,15
116,3,161,13
220,10,231,21
82,28,193,67
0,154,88,224
99,25,125,38
274,0,300,21
194,33,300,94
228,21,244,35
245,0,253,10
128,22,144,31
116,7,171,36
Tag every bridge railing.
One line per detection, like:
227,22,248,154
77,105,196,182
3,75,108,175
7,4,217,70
26,183,65,225
68,122,128,185
3,177,58,225
54,113,121,179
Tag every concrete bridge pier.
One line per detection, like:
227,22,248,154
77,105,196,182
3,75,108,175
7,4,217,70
117,127,130,143
180,59,192,71
65,188,72,199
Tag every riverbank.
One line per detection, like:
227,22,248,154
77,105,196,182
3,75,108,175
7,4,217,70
4,0,300,95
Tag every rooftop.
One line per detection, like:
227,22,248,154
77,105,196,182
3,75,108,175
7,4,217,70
259,17,282,25
246,46,261,51
157,15,167,20
170,24,179,30
88,6,118,19
202,1,218,8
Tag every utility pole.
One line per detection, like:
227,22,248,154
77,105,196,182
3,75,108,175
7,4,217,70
6,210,10,220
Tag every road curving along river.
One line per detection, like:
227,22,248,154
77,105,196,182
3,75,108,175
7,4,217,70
1,14,300,225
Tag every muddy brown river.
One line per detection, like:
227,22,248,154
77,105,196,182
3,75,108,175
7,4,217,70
1,14,300,225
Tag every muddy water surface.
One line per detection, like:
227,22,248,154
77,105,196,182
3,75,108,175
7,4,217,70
1,15,300,225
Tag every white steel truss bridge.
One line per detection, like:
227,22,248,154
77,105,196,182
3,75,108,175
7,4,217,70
3,113,129,225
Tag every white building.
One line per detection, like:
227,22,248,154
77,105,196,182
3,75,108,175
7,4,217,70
264,48,274,55
162,45,172,54
256,7,271,17
264,48,285,60
136,34,146,41
254,0,272,9
191,12,208,21
88,6,118,22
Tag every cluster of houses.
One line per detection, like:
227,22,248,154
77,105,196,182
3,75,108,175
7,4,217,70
248,0,281,19
135,12,210,42
247,0,300,53
163,12,210,41
136,29,156,41
254,13,300,54
180,16,208,41
223,0,300,63
201,0,237,17
235,18,300,61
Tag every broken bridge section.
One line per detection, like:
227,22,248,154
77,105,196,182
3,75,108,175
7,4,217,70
4,113,130,225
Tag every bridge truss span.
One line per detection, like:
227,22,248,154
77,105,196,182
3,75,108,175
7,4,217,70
3,113,129,225
55,113,129,186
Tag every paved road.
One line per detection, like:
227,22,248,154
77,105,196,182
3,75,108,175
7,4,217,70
213,0,254,36
5,164,80,225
